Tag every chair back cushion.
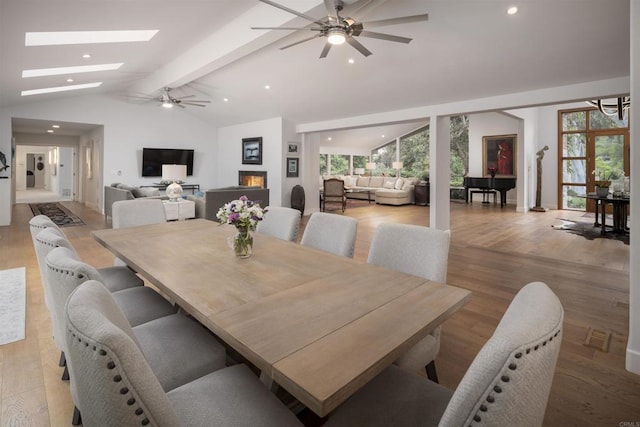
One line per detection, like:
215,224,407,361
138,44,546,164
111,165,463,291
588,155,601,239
112,199,167,229
301,212,358,258
65,280,179,427
256,206,301,242
367,223,450,282
439,282,564,427
323,179,345,197
29,214,59,245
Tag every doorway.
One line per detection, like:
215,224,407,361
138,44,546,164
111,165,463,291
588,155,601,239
558,108,630,211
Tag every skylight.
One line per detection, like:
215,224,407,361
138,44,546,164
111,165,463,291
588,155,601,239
21,82,102,96
22,63,124,78
25,30,158,46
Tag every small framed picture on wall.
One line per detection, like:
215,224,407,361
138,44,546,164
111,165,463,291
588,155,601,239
287,142,299,156
286,157,299,178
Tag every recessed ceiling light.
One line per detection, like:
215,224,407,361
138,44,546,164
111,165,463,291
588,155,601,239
507,6,518,15
223,98,229,102
22,63,124,78
52,125,60,128
25,30,159,46
21,82,102,96
47,130,54,133
381,135,385,138
348,58,355,64
82,54,92,59
264,85,271,90
66,78,74,83
327,137,332,141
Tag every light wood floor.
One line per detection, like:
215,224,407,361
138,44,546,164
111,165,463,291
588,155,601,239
0,200,637,426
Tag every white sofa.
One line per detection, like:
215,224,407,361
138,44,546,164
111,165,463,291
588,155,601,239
321,175,419,206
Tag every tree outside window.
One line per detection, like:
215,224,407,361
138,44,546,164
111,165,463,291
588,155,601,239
399,126,428,180
371,141,396,176
330,154,350,175
319,154,328,175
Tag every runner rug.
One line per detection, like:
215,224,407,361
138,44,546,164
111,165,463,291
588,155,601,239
30,202,85,227
0,267,26,345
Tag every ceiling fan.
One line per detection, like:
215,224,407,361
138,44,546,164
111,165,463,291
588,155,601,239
252,0,428,58
157,87,210,109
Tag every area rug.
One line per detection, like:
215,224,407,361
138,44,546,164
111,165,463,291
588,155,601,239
552,218,628,245
0,267,26,345
30,202,85,227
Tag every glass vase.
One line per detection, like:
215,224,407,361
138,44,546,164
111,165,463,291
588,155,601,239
233,227,253,258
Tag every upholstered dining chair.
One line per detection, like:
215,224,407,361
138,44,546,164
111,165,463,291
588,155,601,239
111,198,167,266
65,280,302,427
322,178,347,212
300,212,358,258
324,282,564,427
46,246,180,425
367,223,450,382
256,206,301,242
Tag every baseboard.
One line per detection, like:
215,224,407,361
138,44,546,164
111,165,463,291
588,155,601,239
626,347,640,375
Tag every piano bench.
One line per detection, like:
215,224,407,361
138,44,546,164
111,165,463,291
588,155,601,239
470,189,497,204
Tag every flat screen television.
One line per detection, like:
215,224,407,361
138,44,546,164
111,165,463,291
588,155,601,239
141,148,194,177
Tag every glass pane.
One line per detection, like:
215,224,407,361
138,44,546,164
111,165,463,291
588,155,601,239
594,135,625,180
353,155,368,170
372,141,397,175
562,133,586,157
319,154,327,175
563,159,586,183
562,185,586,210
562,111,586,131
589,109,629,129
400,127,429,180
449,116,468,185
330,154,349,175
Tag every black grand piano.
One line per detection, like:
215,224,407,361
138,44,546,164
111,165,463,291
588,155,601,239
464,176,516,207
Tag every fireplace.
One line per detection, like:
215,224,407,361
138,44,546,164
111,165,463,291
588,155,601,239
239,171,267,189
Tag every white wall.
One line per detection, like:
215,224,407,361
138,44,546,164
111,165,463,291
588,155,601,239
0,94,219,223
217,117,284,207
282,118,302,208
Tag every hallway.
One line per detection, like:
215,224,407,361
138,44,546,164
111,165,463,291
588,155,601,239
15,188,70,204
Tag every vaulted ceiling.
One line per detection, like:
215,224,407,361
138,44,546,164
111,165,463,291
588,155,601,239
0,0,630,147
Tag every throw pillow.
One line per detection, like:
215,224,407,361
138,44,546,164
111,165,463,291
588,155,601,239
394,178,404,190
383,180,395,189
402,180,413,191
132,187,160,198
357,176,370,187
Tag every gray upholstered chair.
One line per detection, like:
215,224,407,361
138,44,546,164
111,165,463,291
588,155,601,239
256,206,301,242
65,280,302,427
367,223,450,381
325,282,564,427
322,178,347,212
111,198,167,266
46,246,179,425
300,212,358,258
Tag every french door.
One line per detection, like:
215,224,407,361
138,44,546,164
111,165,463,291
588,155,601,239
558,108,629,211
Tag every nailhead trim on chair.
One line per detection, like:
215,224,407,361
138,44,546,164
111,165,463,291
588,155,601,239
68,328,151,426
469,328,561,426
46,264,85,280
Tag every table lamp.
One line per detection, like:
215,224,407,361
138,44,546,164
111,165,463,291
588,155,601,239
366,162,376,176
162,164,187,201
354,168,365,176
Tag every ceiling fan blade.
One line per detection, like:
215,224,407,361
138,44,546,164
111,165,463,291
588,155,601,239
324,0,339,23
180,100,210,104
259,0,325,26
251,26,323,31
181,102,208,107
346,37,372,57
319,42,332,58
176,94,195,99
280,34,322,50
361,14,428,28
358,30,412,44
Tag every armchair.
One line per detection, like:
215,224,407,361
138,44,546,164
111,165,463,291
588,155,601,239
322,178,347,212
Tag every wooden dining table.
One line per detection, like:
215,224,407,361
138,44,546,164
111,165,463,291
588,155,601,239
92,219,471,417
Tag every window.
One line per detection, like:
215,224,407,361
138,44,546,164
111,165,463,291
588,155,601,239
371,141,397,175
399,126,428,180
353,155,368,171
319,154,328,175
450,116,469,186
330,154,349,175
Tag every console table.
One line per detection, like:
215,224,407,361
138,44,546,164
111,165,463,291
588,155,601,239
141,183,201,194
586,193,630,235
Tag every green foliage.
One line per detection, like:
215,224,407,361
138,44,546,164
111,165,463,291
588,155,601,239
399,126,428,179
372,141,397,176
319,154,327,175
450,115,469,186
330,154,349,175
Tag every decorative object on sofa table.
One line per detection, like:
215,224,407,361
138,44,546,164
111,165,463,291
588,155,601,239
162,164,187,201
216,196,264,258
366,162,376,175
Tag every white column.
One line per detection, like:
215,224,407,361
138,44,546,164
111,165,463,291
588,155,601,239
627,0,640,375
429,115,451,231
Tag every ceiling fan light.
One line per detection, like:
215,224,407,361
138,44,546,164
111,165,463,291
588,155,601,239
162,101,173,109
327,29,346,45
